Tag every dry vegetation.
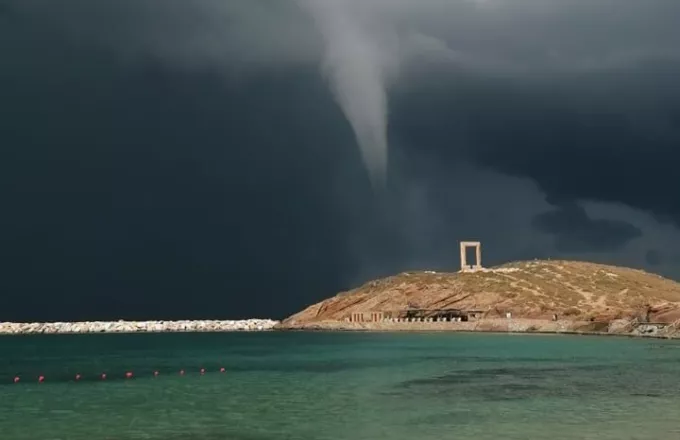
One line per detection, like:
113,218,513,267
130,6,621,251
282,260,680,327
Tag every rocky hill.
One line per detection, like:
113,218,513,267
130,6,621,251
280,260,680,331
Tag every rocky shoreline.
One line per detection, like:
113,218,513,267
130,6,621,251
276,318,680,339
3,317,677,339
0,319,279,335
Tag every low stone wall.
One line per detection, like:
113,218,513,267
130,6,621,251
0,319,279,335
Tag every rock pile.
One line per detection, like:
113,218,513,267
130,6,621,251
0,319,279,335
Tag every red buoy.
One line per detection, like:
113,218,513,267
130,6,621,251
101,373,107,380
179,369,185,376
200,368,205,375
153,370,159,377
125,371,133,379
219,367,226,373
38,375,45,383
13,376,20,383
75,374,81,381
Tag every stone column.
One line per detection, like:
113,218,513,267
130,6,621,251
460,242,467,270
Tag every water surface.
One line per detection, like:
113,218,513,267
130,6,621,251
1,332,679,439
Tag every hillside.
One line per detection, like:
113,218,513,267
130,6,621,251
280,260,680,331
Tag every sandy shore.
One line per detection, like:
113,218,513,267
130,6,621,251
0,319,279,335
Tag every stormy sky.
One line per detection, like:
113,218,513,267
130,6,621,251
2,0,680,321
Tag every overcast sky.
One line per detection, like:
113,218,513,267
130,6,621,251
2,0,680,321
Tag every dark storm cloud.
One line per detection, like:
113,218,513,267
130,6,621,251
453,79,680,224
645,250,663,267
0,2,12,17
2,0,680,321
532,203,642,253
0,8,362,320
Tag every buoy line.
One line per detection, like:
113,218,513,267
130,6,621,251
10,367,227,383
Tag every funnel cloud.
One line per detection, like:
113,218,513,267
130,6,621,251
298,0,395,188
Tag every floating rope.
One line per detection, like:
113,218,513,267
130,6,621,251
10,368,226,383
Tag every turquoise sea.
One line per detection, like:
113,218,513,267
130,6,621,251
1,332,679,439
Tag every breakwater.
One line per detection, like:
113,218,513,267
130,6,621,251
0,319,279,335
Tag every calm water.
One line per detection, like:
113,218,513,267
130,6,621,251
1,332,679,439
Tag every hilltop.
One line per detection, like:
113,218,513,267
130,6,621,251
280,260,680,335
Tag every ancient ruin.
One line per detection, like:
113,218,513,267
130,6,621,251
348,312,384,323
460,241,482,272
